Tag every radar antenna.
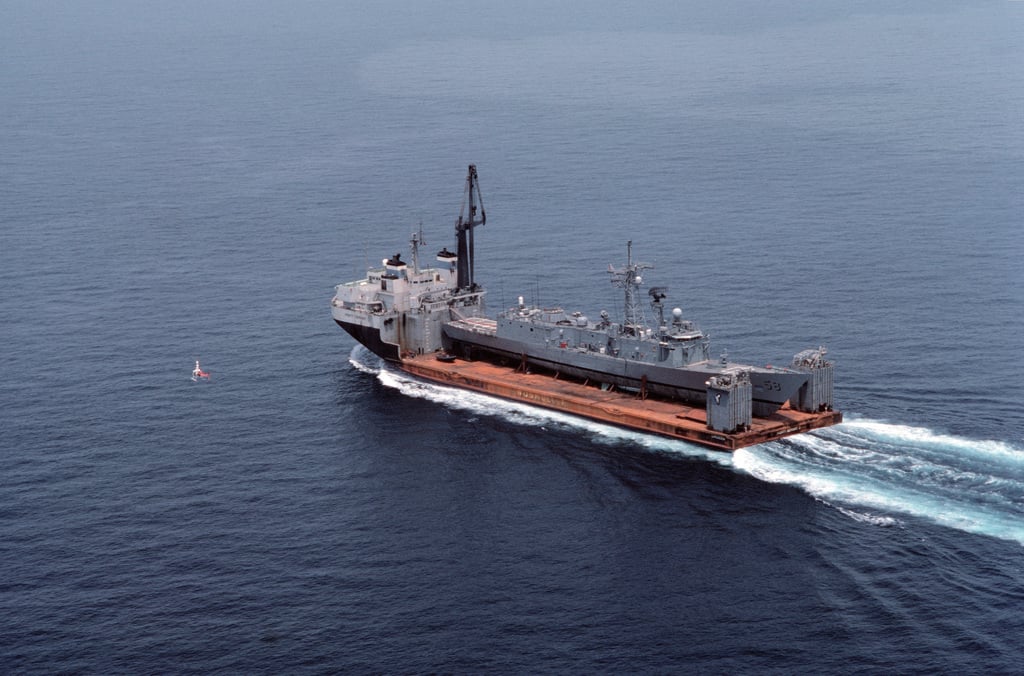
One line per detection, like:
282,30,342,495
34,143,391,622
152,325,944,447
648,286,669,327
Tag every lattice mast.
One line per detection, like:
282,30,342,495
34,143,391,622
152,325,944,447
608,240,653,336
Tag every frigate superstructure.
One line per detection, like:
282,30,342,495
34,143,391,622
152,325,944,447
332,165,839,447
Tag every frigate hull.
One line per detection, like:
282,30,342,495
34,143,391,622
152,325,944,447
442,321,808,417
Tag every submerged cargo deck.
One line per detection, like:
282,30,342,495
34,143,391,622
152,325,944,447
400,354,842,451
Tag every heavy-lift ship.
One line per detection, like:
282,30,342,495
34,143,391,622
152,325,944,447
332,165,841,450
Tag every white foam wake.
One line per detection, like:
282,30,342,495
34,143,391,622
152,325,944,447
348,347,381,375
733,422,1024,546
349,347,1024,545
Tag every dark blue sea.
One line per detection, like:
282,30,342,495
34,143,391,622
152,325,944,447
2,1,1023,672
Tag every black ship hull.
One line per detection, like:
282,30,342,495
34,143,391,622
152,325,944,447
335,320,401,363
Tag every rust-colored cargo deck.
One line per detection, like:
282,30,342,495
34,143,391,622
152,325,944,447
400,354,842,451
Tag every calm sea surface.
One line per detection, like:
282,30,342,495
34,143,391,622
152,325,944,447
2,1,1023,672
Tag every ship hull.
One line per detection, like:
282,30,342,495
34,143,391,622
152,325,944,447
399,353,842,451
334,319,401,362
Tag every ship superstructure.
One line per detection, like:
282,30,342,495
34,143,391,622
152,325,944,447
331,165,486,360
332,165,840,447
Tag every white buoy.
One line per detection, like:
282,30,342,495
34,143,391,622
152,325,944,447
191,360,210,381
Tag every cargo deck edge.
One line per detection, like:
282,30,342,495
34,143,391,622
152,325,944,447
401,354,842,451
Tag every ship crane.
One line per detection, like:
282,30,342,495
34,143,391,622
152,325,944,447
455,164,486,290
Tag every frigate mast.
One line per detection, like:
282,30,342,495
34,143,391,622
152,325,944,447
455,164,486,290
608,240,653,336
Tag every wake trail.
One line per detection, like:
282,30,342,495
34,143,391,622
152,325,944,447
735,421,1024,545
349,347,1024,545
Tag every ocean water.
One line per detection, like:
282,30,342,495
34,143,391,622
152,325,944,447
2,1,1023,672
